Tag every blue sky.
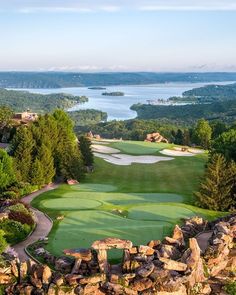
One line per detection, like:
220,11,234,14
0,0,236,72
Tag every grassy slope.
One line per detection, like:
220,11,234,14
31,141,224,258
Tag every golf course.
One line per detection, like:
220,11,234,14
31,140,223,258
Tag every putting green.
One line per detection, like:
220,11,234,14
46,210,172,257
110,141,173,155
41,198,102,210
74,183,117,192
129,204,195,221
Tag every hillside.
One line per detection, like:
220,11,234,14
183,82,236,101
0,88,88,113
131,99,236,123
1,72,236,88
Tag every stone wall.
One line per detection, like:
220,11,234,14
0,215,235,295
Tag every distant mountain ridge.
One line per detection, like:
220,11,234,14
0,72,236,88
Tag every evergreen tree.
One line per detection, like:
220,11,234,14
10,127,34,182
37,144,55,184
211,129,236,162
175,129,184,145
79,136,94,167
183,129,191,146
194,119,212,149
195,153,236,211
0,149,16,190
53,109,84,180
30,158,45,186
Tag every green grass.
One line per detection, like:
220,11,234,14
30,141,224,259
85,155,207,199
110,141,173,155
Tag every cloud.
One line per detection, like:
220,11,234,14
2,0,236,13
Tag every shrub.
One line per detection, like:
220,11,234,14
224,281,236,295
9,210,34,227
0,230,7,254
17,182,38,197
8,203,30,215
0,219,31,244
0,191,18,200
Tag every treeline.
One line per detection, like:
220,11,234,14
0,108,93,199
75,119,185,141
131,99,236,124
1,72,236,88
0,88,88,113
76,118,230,147
69,109,107,126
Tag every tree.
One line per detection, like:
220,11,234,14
10,127,34,182
195,153,236,211
30,158,45,186
79,136,94,167
210,121,227,140
175,129,184,145
183,129,191,146
0,149,16,191
194,119,212,149
0,106,13,129
37,144,55,184
211,129,236,162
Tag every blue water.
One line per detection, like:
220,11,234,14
18,81,234,120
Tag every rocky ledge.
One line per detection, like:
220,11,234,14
0,215,235,295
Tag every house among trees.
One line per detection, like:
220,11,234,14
13,110,38,124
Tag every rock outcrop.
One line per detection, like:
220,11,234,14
145,132,169,143
0,215,235,294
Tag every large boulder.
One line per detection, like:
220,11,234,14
145,132,169,143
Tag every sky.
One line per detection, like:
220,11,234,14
0,0,236,72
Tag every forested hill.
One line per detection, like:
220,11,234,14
1,72,236,88
0,88,88,113
183,82,236,101
131,100,236,123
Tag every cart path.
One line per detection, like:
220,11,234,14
12,184,59,262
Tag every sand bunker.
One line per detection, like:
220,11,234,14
188,148,205,154
173,147,204,154
92,144,121,154
160,147,204,157
94,152,174,166
160,149,195,157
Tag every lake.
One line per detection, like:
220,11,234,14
20,81,234,120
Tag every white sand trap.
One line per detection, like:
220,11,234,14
94,152,174,166
92,144,121,154
173,147,204,154
188,148,205,154
160,149,195,157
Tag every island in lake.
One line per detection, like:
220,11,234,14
102,91,124,96
88,87,106,90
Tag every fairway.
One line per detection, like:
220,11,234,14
31,141,222,258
